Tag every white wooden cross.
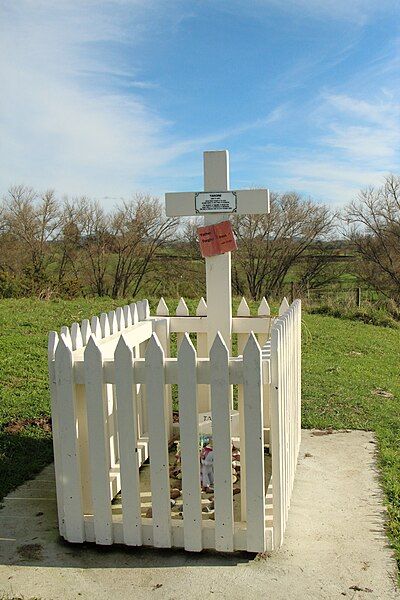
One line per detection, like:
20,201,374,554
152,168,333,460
165,150,270,351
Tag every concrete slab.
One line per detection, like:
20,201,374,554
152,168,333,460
0,431,398,600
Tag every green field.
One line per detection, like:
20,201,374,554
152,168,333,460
0,298,399,571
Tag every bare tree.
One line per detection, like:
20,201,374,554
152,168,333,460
232,192,335,300
61,197,111,296
109,195,178,298
344,174,400,301
2,185,63,292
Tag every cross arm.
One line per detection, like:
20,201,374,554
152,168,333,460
165,189,270,217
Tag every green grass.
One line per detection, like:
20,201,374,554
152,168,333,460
0,297,398,573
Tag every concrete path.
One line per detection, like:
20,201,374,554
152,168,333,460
0,431,398,600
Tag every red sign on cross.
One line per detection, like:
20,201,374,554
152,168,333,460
197,220,237,258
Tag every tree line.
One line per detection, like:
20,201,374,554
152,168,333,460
0,174,398,302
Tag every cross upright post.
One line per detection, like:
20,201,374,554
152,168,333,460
203,150,232,352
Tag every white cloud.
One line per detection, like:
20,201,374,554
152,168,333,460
265,90,400,205
0,1,285,202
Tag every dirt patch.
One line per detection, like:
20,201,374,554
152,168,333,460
2,417,52,435
16,543,43,561
371,388,394,398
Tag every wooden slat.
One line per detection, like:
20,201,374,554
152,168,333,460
145,334,171,547
243,333,266,552
196,297,209,412
84,336,113,544
156,297,169,316
176,297,189,350
73,354,271,386
70,323,83,350
114,335,142,546
115,307,124,331
55,335,85,542
270,324,283,548
81,319,91,345
279,297,289,316
168,316,271,334
237,298,250,522
178,334,202,551
100,313,110,338
90,315,101,338
108,310,117,335
210,333,234,552
48,331,65,536
257,297,271,347
123,305,132,328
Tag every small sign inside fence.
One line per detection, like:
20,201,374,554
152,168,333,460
195,191,237,214
197,220,237,258
198,410,240,437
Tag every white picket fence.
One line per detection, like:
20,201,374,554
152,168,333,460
48,297,301,553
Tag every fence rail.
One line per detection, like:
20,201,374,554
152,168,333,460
49,297,301,552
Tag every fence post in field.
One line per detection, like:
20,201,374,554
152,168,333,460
356,287,362,308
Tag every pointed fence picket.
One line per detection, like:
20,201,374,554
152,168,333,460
178,335,202,551
49,296,301,553
114,335,142,546
145,335,172,548
195,297,209,412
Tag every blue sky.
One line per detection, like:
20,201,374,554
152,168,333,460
0,1,399,207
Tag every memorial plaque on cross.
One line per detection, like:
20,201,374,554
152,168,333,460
165,150,270,351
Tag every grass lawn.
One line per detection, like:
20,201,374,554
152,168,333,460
0,297,399,572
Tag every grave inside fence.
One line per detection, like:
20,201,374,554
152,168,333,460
48,150,301,553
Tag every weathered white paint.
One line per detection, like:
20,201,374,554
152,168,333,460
100,313,110,338
178,335,202,551
49,295,301,554
196,297,210,412
108,311,117,335
145,334,172,548
90,315,101,338
54,335,85,542
114,335,142,546
81,319,91,345
156,297,169,316
210,333,234,552
84,336,113,544
165,188,270,217
236,298,251,521
176,297,189,350
48,331,65,536
243,333,266,551
70,322,83,350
